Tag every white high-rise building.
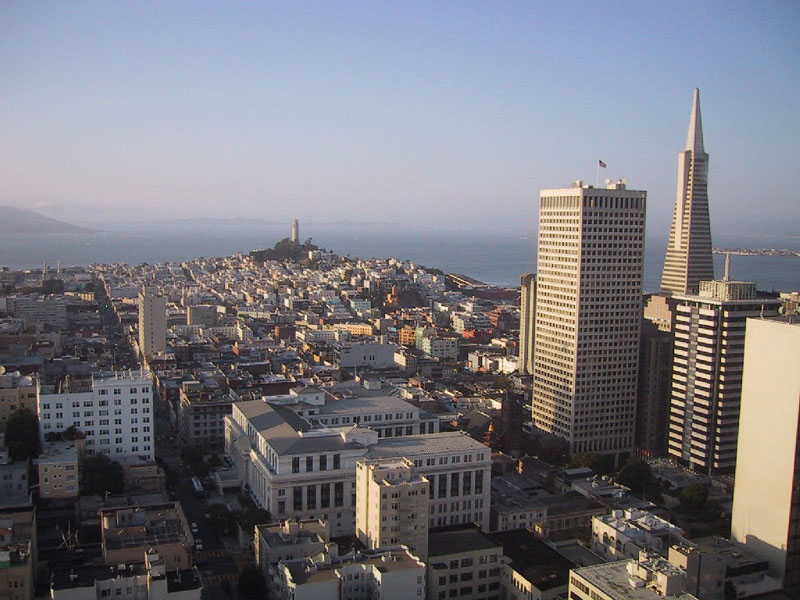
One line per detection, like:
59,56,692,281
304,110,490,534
38,371,155,460
532,180,646,458
667,278,780,473
138,286,166,359
731,317,800,594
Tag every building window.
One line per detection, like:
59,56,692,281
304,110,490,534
321,484,330,508
306,456,313,472
292,457,300,473
334,482,344,507
319,455,327,471
293,488,303,511
333,454,341,470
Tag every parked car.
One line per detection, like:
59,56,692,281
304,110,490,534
190,522,199,534
195,538,203,551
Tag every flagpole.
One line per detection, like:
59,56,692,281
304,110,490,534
595,160,600,188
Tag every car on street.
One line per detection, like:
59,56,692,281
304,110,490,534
195,538,203,551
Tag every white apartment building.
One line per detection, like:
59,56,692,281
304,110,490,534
356,458,429,559
668,280,780,474
139,286,167,359
532,181,646,458
39,371,154,460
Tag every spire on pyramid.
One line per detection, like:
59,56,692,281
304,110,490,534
685,87,704,153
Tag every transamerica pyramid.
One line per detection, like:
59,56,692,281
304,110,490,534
660,88,714,294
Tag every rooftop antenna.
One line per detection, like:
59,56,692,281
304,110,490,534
724,253,731,282
58,523,79,552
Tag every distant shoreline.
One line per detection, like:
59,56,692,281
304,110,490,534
713,248,800,258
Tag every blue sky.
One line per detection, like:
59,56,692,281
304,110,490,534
1,1,798,239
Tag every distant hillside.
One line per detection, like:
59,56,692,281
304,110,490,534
0,206,95,233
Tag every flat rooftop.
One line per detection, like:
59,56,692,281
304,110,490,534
487,529,575,591
572,561,700,600
370,431,489,458
428,525,502,559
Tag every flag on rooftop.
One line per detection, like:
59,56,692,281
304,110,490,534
598,160,607,169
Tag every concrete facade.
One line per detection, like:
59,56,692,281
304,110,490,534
731,318,800,593
532,181,646,458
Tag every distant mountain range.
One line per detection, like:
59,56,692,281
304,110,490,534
0,206,96,233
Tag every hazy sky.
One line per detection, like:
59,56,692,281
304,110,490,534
2,2,799,238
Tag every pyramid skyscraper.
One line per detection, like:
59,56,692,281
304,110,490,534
660,88,714,294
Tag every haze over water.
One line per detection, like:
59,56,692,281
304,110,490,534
1,226,797,294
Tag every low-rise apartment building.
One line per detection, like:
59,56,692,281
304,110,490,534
100,503,194,570
427,526,504,600
37,440,79,499
50,548,201,600
275,546,425,600
0,371,37,430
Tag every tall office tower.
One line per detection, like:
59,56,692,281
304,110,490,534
518,272,536,374
138,285,166,359
532,180,646,458
291,218,299,242
355,458,429,559
661,88,714,295
635,294,677,458
731,317,800,593
667,274,781,474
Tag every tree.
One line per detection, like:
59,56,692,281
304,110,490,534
616,459,653,492
568,453,614,476
238,507,271,535
81,454,125,496
206,503,234,535
679,484,709,513
237,566,266,600
4,408,40,460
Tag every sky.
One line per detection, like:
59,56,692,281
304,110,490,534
1,1,799,239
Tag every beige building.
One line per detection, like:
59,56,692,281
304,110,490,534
356,458,429,559
0,371,37,431
37,441,79,499
178,381,234,451
731,317,800,594
532,181,646,458
100,503,194,570
139,286,167,359
668,279,780,473
518,273,535,375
